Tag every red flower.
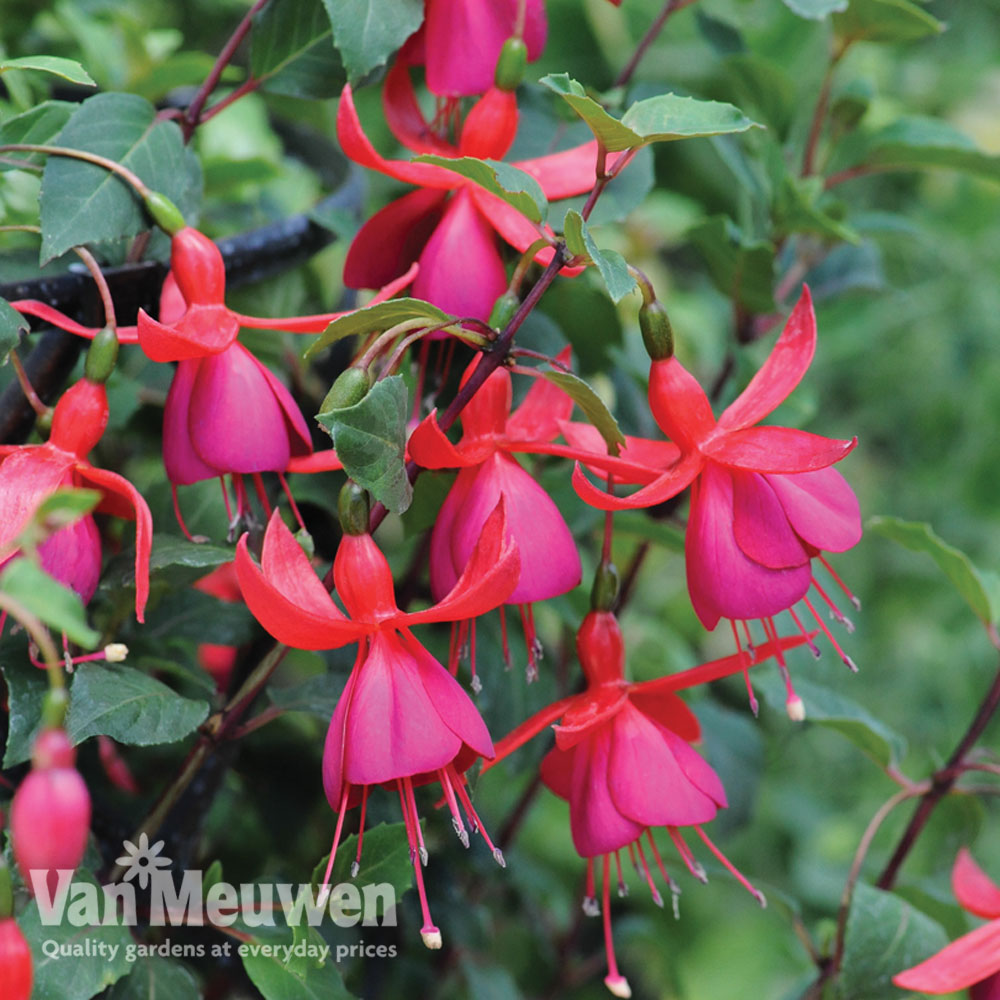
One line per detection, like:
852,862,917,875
0,378,152,621
569,288,862,697
894,849,1000,997
487,610,809,995
0,918,32,1000
235,501,519,947
338,63,598,319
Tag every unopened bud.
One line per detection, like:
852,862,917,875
639,299,674,360
31,728,75,771
494,37,527,91
104,643,129,663
83,326,120,384
590,561,620,612
320,366,372,415
143,191,186,236
338,481,370,536
488,290,519,330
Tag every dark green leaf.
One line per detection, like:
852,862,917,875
782,0,848,18
66,663,210,746
0,297,28,363
688,215,776,314
106,958,200,1000
39,93,201,263
563,210,637,303
776,175,860,243
242,925,355,1000
321,0,423,83
252,0,345,99
148,534,235,586
838,884,949,1000
140,587,254,645
833,0,945,44
268,672,345,719
0,101,76,172
305,298,452,358
757,674,907,767
539,365,625,452
0,56,96,86
413,155,548,223
2,656,47,766
868,515,996,625
316,375,412,514
0,559,100,647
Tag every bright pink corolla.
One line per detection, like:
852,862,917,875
0,378,151,621
487,610,808,996
400,0,547,97
894,849,1000,997
569,288,862,684
338,63,598,319
235,502,519,947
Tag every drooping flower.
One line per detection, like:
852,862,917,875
409,351,611,676
338,62,599,320
486,610,809,996
894,849,1000,997
568,288,862,706
235,497,520,947
400,0,548,97
0,377,152,621
0,918,32,1000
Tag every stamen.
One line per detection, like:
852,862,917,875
613,850,628,898
279,473,307,532
646,831,681,899
469,619,479,693
520,605,540,682
583,858,599,916
397,781,440,949
667,828,706,883
601,855,632,998
803,597,858,672
812,577,854,632
448,622,461,677
762,617,803,720
788,606,821,658
452,773,505,867
499,606,511,668
438,768,470,848
818,554,861,611
352,787,369,878
318,783,352,904
626,843,641,877
402,776,429,866
740,620,756,655
694,826,766,908
172,486,198,542
634,840,663,907
220,475,235,524
251,473,272,518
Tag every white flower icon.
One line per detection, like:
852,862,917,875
116,833,172,889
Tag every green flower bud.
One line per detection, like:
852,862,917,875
639,299,674,361
84,326,120,384
488,290,519,331
495,37,528,92
338,481,371,536
320,367,372,414
143,191,186,236
590,561,620,612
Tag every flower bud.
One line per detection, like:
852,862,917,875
170,228,226,305
31,727,75,771
143,191,186,236
338,482,371,536
0,918,33,1000
488,290,519,331
320,367,372,413
576,610,626,687
638,299,674,361
494,37,528,91
83,326,120,384
590,561,620,612
48,379,109,458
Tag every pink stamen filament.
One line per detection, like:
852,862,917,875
730,620,758,715
251,472,272,518
319,783,352,896
279,473,306,531
499,606,511,668
803,596,858,672
438,768,470,848
220,476,235,524
694,826,765,907
811,576,853,631
788,606,821,658
613,850,627,897
397,780,439,945
646,831,680,897
584,858,599,915
601,855,631,998
172,485,197,542
452,770,505,867
762,616,799,710
402,776,429,866
633,840,663,907
666,828,706,882
818,554,862,610
352,787,369,878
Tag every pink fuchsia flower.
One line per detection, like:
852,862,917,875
400,0,547,97
0,377,152,621
569,288,861,708
235,500,519,947
409,351,607,676
894,849,1000,997
486,610,809,996
338,63,599,320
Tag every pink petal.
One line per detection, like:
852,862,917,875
648,357,718,451
718,286,817,431
571,450,703,511
468,187,554,260
333,532,400,623
188,344,294,474
321,660,359,809
459,87,519,161
504,348,574,442
11,300,137,343
343,188,446,291
731,470,810,570
0,448,74,551
427,463,468,600
285,450,343,474
163,360,220,485
487,694,576,770
955,849,1000,920
37,514,102,605
685,464,812,629
893,919,1000,993
554,687,629,750
136,303,239,362
382,61,457,155
408,411,482,470
246,344,312,457
701,425,857,473
766,467,862,554
412,189,509,320
539,744,575,800
513,141,599,200
343,631,462,785
626,689,701,742
560,420,680,485
607,703,722,827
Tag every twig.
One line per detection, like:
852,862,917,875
613,0,698,90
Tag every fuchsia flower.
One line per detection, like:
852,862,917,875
894,848,1000,997
235,500,520,947
568,288,862,700
0,378,151,621
409,351,606,675
401,0,547,97
338,62,599,319
486,610,809,996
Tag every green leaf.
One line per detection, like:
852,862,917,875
0,101,76,172
305,298,451,358
757,674,907,767
316,375,412,514
147,533,235,586
688,215,776,314
0,559,100,648
833,0,945,44
321,0,423,83
66,663,210,747
782,0,848,18
0,55,96,86
868,515,996,625
251,0,345,99
268,672,345,719
139,587,254,645
620,93,761,144
413,155,548,224
312,822,414,908
776,175,860,243
838,883,949,1000
0,297,28,364
2,657,47,766
18,869,134,1000
39,92,202,263
35,488,102,529
106,957,200,1000
539,365,625,453
242,925,355,1000
541,74,642,152
563,210,637,303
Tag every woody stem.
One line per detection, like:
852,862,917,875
614,0,698,89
